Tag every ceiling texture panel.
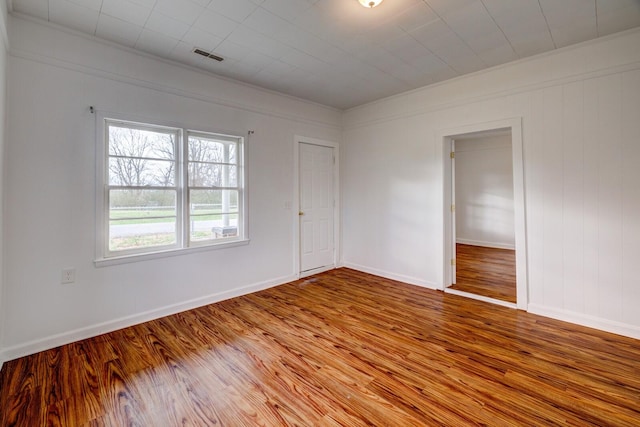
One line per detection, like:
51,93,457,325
9,0,640,109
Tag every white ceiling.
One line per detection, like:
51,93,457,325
8,0,640,109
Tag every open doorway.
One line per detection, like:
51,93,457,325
440,118,527,310
450,130,516,304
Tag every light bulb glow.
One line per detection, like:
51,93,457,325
358,0,383,8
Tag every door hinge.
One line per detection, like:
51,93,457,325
451,204,455,213
450,151,455,159
451,259,456,266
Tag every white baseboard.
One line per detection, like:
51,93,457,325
456,238,515,250
527,304,640,340
1,274,297,363
342,262,438,290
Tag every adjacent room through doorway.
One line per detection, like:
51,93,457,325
452,243,516,303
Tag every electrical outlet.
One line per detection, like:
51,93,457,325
61,268,76,284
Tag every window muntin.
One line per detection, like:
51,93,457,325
101,118,245,260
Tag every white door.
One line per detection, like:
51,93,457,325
299,143,334,273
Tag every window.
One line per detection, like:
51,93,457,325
187,131,241,243
97,117,246,263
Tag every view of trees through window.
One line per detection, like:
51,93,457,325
188,133,239,242
106,121,242,254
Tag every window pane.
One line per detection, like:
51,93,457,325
190,189,238,214
190,214,238,242
189,190,238,242
189,135,237,164
188,163,237,187
109,189,177,251
228,143,237,164
109,158,175,186
110,189,176,214
108,125,175,160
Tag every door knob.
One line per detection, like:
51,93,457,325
299,211,304,216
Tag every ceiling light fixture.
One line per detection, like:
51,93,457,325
358,0,383,8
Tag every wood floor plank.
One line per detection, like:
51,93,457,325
1,268,640,426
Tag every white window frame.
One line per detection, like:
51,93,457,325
95,112,248,267
186,130,245,249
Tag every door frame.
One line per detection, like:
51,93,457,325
293,135,340,278
451,138,456,286
438,118,528,310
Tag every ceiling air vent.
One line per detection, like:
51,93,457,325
193,48,224,62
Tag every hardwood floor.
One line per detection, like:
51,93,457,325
451,243,517,303
1,268,639,426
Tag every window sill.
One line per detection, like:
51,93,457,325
94,238,250,267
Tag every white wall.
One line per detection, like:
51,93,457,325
0,0,8,369
455,133,515,249
2,16,341,360
342,28,640,338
